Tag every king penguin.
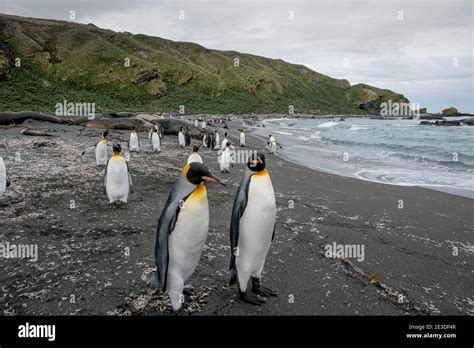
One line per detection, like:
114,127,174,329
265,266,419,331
150,162,224,314
239,129,246,147
0,156,11,197
104,144,133,206
178,127,185,147
151,128,161,152
229,151,277,305
129,127,140,152
187,145,203,164
184,127,191,147
81,131,110,167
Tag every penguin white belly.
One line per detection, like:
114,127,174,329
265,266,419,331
269,142,277,153
187,153,203,164
221,139,228,151
219,150,233,171
152,134,161,152
167,185,209,307
237,172,276,277
215,135,220,149
178,133,185,146
106,157,130,203
129,134,139,151
95,142,108,166
240,134,245,146
0,158,6,196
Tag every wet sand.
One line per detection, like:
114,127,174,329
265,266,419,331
0,118,472,315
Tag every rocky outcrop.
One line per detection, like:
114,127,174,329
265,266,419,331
419,119,473,126
442,107,458,116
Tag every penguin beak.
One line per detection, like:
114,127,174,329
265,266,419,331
202,176,226,186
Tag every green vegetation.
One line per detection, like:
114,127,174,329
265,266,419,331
0,14,409,114
441,107,459,116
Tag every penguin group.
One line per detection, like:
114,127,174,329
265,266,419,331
75,117,279,314
151,148,278,314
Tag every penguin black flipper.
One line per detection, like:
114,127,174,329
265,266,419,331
5,170,11,187
81,143,97,155
126,162,133,194
229,170,253,272
103,158,110,195
154,182,193,291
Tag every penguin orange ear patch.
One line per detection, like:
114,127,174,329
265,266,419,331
182,164,191,177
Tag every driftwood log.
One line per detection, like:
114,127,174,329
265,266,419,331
21,128,53,136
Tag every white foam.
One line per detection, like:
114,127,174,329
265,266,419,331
318,121,339,128
349,125,370,131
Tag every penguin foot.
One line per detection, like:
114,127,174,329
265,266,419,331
148,272,161,289
238,289,266,306
174,307,188,316
183,287,194,303
251,278,277,297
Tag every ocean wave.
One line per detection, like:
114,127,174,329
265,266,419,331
387,153,474,169
318,121,339,128
273,130,293,136
349,125,370,131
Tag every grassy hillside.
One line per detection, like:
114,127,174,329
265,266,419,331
0,14,409,114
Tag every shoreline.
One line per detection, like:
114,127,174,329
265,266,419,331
246,118,474,200
0,118,472,316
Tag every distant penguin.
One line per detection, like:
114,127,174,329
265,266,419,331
178,127,185,147
267,134,277,154
129,127,140,152
82,131,110,167
187,145,203,164
239,129,246,147
150,162,224,314
95,131,110,166
201,119,207,129
214,131,220,150
208,132,215,150
151,128,161,152
194,119,199,127
229,151,277,304
0,157,11,197
202,134,208,148
219,142,234,173
184,127,191,146
221,133,229,151
104,144,133,205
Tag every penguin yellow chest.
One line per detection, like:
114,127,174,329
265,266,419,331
171,184,210,253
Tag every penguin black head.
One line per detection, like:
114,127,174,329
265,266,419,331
192,145,200,153
112,143,121,154
153,128,157,133
184,162,225,186
132,127,136,132
224,132,228,137
102,131,109,138
247,151,266,172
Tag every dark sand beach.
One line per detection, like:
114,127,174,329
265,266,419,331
0,118,472,316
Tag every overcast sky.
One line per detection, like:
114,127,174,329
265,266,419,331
2,0,473,113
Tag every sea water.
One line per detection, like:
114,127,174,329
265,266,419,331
250,117,474,198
